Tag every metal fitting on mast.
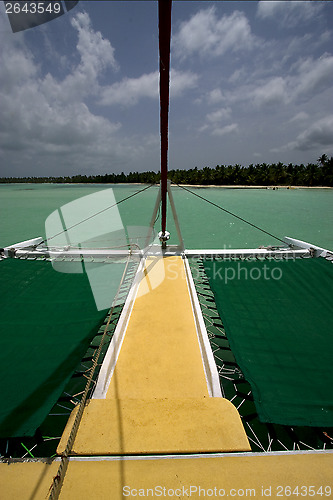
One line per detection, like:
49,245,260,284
158,230,170,249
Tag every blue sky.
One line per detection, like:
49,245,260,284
0,1,332,177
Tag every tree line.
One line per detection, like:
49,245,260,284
1,155,332,186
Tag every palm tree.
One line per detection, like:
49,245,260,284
317,154,328,167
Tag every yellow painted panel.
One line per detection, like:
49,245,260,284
57,397,250,455
59,453,333,500
105,256,210,399
0,460,59,500
2,453,332,500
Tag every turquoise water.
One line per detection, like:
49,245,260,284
1,183,332,251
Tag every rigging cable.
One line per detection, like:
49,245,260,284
36,183,155,248
154,202,161,226
173,182,289,246
48,250,133,499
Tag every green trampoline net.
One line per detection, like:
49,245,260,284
204,257,333,427
0,258,113,438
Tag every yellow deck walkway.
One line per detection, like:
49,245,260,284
1,256,332,499
2,451,332,499
105,256,209,400
58,256,250,455
59,452,333,499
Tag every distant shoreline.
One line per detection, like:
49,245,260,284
1,182,332,189
1,157,333,188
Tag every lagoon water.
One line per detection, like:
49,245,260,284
1,183,333,251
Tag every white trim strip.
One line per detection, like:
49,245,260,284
185,248,309,258
284,237,332,258
183,256,222,398
67,449,333,462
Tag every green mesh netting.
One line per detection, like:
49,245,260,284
0,258,110,437
204,257,333,427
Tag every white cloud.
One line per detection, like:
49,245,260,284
100,69,198,107
216,77,288,111
206,108,231,123
0,8,199,176
174,7,256,59
53,11,119,101
272,115,333,153
257,1,324,28
22,12,121,106
284,31,331,62
100,72,158,106
0,76,121,150
211,123,239,137
208,52,333,113
206,88,225,105
1,1,332,176
294,115,333,151
252,77,288,107
229,68,247,84
72,12,118,72
291,54,333,98
198,124,209,133
0,46,37,91
0,11,127,175
171,68,199,97
0,12,37,90
289,112,309,124
257,1,280,19
198,105,232,136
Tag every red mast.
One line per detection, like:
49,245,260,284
158,0,172,241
